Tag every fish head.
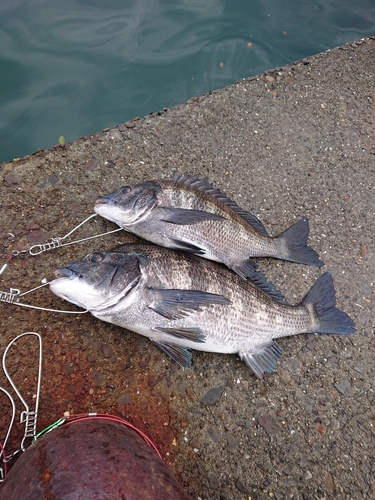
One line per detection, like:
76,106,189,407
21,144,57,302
94,181,160,226
49,250,142,311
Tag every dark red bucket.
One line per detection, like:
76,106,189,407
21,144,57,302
0,414,190,500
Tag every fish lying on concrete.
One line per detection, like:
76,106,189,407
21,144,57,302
49,244,354,379
94,173,323,279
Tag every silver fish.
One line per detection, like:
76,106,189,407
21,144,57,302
49,244,354,379
94,173,324,279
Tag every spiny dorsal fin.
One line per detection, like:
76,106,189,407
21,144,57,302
171,172,269,236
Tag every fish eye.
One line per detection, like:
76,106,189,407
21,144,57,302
87,253,104,263
120,186,131,194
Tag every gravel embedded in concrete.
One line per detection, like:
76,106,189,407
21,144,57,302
0,37,374,499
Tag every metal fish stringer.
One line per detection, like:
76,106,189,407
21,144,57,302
0,214,120,313
2,332,42,455
0,387,16,481
11,213,121,258
0,281,88,314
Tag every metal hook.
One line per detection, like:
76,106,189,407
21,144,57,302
2,332,42,452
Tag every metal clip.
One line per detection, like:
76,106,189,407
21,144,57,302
2,332,42,452
0,288,20,304
0,282,88,314
26,213,120,256
0,214,121,284
28,237,63,256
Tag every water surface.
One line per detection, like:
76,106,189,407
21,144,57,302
0,0,374,163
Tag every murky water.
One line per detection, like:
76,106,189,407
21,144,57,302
0,0,374,163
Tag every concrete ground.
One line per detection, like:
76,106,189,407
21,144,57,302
0,38,374,499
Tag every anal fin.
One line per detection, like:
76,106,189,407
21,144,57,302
240,342,283,380
151,340,193,368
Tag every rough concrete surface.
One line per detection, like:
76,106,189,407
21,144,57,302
0,38,374,499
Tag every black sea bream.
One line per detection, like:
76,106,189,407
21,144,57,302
94,173,323,279
50,244,354,379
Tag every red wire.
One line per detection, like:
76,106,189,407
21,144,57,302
6,254,14,265
65,414,162,458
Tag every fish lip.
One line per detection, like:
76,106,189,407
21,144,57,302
95,196,113,207
53,267,80,279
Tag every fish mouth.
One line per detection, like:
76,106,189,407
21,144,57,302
53,267,80,279
95,197,111,207
94,197,154,225
49,270,86,309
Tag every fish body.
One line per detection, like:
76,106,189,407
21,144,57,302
94,173,323,278
50,244,354,379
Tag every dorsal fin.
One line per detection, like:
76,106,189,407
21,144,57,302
171,172,269,236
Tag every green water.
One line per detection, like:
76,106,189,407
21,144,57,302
0,0,374,164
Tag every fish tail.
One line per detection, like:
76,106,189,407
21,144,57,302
276,217,324,267
302,272,356,334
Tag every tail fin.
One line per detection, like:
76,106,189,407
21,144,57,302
302,272,356,334
277,217,324,267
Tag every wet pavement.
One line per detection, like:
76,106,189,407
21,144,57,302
0,37,374,499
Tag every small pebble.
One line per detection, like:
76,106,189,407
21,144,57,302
235,478,250,494
301,470,312,481
199,386,224,405
258,414,280,436
4,172,22,186
335,379,351,396
116,393,132,405
48,173,59,185
353,362,366,374
102,345,114,358
226,434,238,449
208,473,220,490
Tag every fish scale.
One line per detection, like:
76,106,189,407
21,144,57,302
49,244,355,379
94,173,324,279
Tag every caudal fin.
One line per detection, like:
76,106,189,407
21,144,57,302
302,272,356,334
277,217,324,267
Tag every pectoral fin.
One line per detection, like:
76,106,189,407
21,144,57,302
168,238,206,255
154,326,205,342
151,340,193,368
240,342,283,380
160,207,224,225
148,288,231,320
